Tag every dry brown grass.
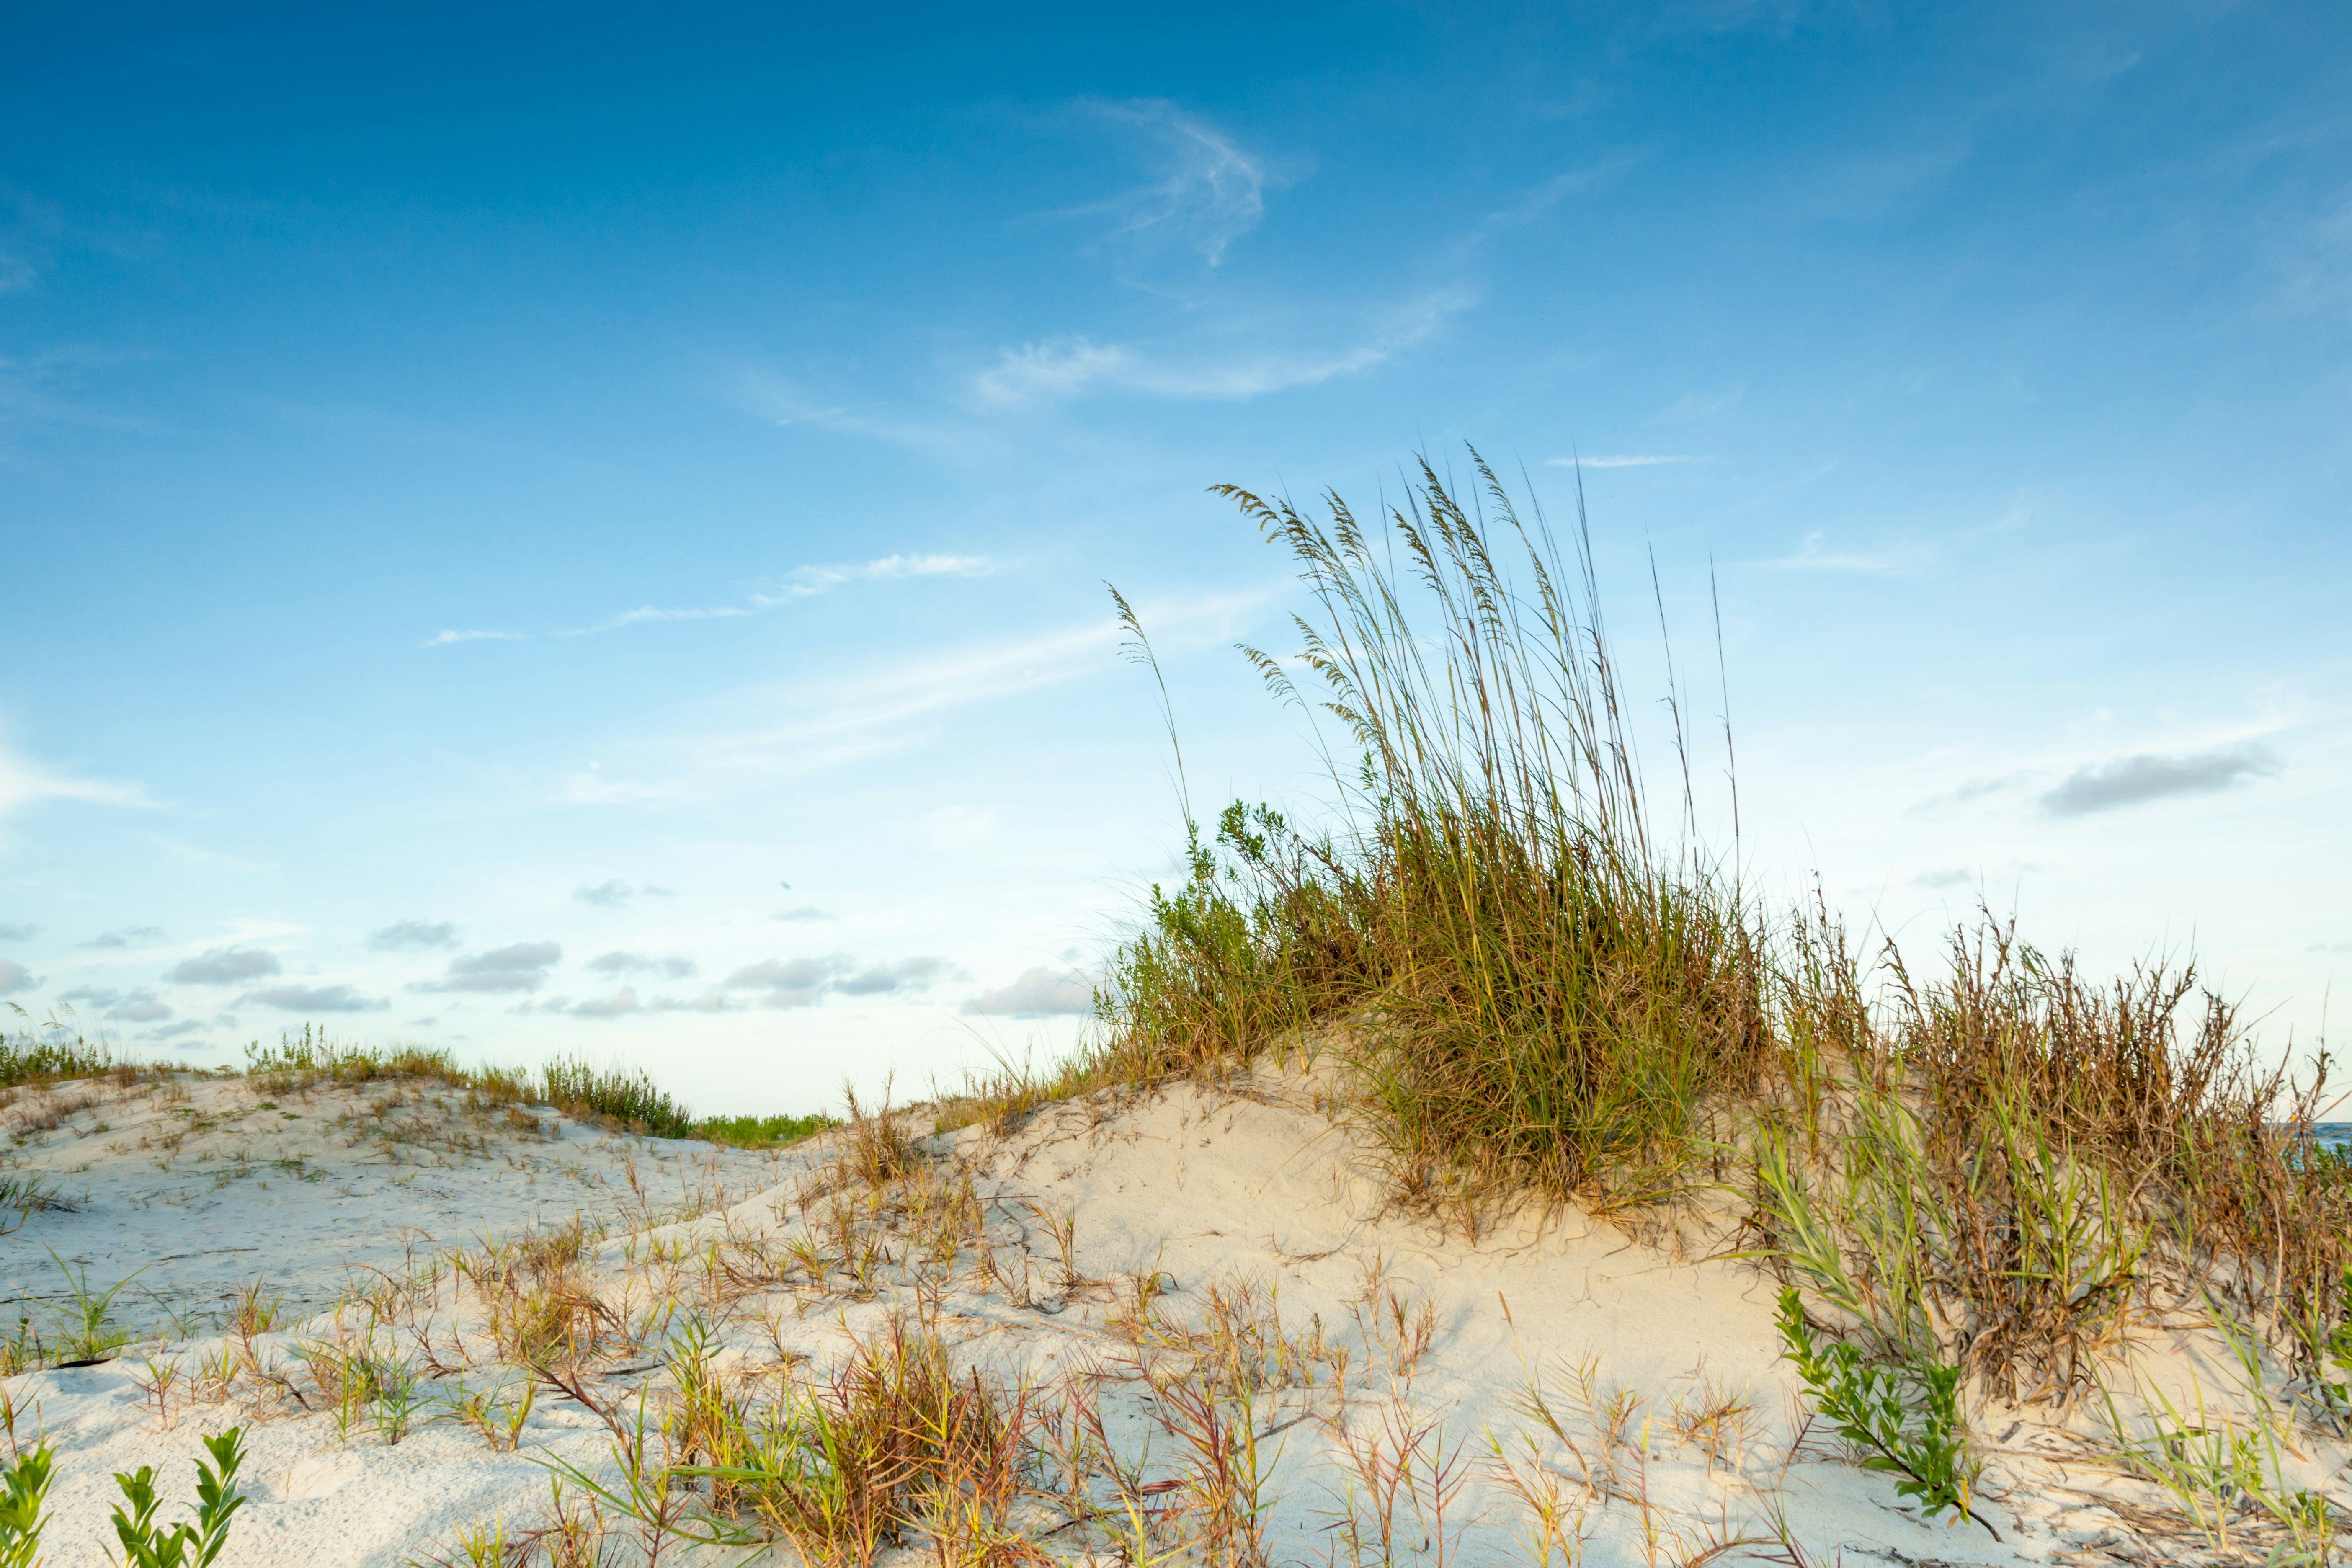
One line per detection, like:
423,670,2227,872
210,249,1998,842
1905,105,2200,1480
1071,447,2351,1414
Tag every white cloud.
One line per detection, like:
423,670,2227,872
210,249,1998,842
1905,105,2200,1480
451,554,999,642
164,946,282,985
753,554,994,605
568,986,642,1018
423,629,526,648
369,919,460,951
1651,388,1744,423
1543,455,1714,469
587,950,698,980
239,983,389,1013
962,966,1096,1018
2041,743,2282,817
1082,100,1278,269
1755,529,1936,577
0,959,39,996
412,941,563,995
0,737,153,820
62,984,170,1021
558,593,1256,804
721,954,956,1009
81,925,165,950
972,290,1473,409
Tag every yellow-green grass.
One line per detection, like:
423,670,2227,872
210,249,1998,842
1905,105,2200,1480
1065,448,2352,1405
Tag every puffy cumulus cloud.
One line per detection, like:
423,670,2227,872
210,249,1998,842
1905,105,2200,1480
164,946,282,985
412,941,562,995
722,954,956,1009
962,967,1097,1018
2041,743,2282,817
835,957,954,996
586,951,698,980
81,925,165,950
0,921,40,941
62,985,171,1022
519,987,740,1017
238,983,390,1013
572,880,638,906
0,959,38,996
149,1020,210,1043
570,987,641,1018
369,919,460,952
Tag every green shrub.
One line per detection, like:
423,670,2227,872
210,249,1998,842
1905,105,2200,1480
108,1428,246,1568
1777,1289,1992,1537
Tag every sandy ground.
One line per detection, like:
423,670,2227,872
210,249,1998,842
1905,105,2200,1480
2,1070,794,1339
4,1069,2347,1566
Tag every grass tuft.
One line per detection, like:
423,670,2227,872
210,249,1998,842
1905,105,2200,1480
1070,446,2351,1410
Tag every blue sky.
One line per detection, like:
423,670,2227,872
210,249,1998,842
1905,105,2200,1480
4,2,2347,1114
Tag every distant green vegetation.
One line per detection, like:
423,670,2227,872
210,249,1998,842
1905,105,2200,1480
694,1111,839,1148
2,1017,832,1153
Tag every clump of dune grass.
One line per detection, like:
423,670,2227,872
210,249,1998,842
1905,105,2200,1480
1102,453,1767,1212
1078,447,2350,1409
245,1024,475,1091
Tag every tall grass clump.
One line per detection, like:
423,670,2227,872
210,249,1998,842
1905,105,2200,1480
1094,446,2350,1406
1,1010,130,1088
1106,452,1764,1212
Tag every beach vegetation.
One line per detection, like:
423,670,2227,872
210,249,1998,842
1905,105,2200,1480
0,1444,52,1568
1065,450,2348,1418
106,1427,246,1568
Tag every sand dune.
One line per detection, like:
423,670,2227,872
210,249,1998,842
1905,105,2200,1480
3,1069,2343,1565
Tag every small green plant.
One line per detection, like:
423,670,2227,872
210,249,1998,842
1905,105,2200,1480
41,1248,145,1364
108,1427,246,1568
0,1176,68,1237
439,1377,537,1452
1,1444,55,1568
1776,1289,1996,1538
2301,1264,2352,1419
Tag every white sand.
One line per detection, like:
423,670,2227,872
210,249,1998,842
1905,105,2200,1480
4,1070,2345,1565
3,1071,794,1341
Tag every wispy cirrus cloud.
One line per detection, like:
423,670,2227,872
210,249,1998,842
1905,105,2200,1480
559,592,1257,805
1544,454,1714,469
972,289,1472,409
0,736,154,820
422,629,526,648
425,555,993,648
1755,529,1936,577
1069,100,1285,273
